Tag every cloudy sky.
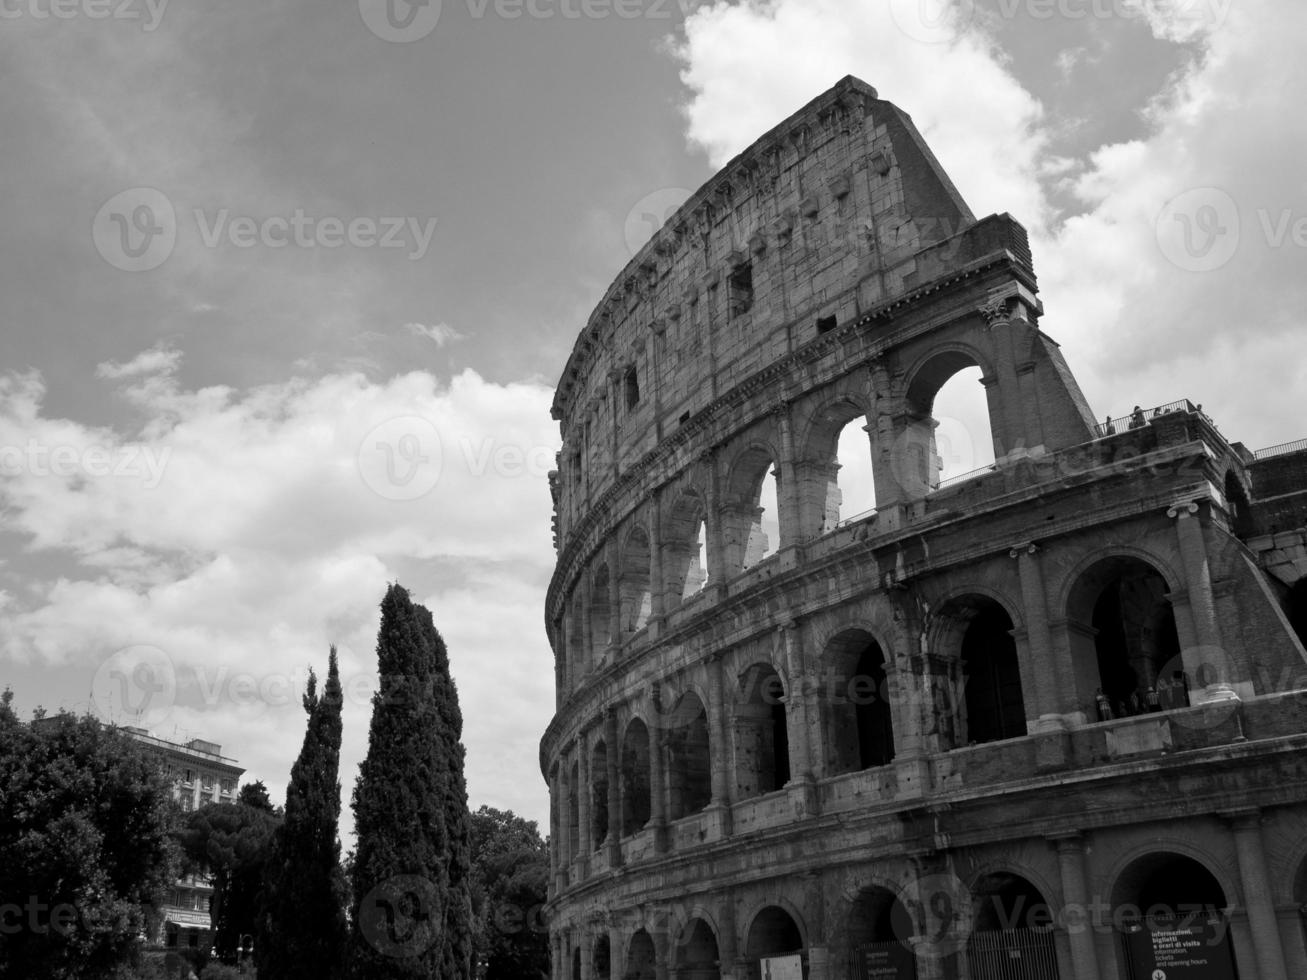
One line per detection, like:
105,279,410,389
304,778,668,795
2,0,1303,839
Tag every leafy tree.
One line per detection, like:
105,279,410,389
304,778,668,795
177,801,280,964
257,649,348,980
0,701,178,979
237,780,275,812
348,584,472,979
469,807,550,980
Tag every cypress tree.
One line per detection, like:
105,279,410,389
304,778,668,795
348,583,472,979
259,649,348,979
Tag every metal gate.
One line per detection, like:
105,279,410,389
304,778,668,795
965,929,1060,980
848,940,917,980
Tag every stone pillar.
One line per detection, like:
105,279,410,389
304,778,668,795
649,685,669,852
978,296,1029,461
718,890,740,980
705,655,734,838
559,755,575,889
806,872,830,980
610,923,625,980
775,403,801,551
1010,543,1070,727
577,735,593,866
1049,833,1101,980
649,490,666,624
580,582,594,678
551,768,567,893
702,450,726,591
1227,809,1290,980
581,926,595,980
652,927,671,980
608,538,623,652
605,709,622,867
781,622,814,781
1168,500,1238,704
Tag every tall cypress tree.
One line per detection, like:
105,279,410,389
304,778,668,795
348,584,472,979
258,649,348,980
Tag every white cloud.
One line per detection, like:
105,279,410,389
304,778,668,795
0,357,560,832
671,0,1307,450
405,321,466,348
94,345,183,381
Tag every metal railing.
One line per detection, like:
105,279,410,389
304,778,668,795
1254,437,1307,460
936,463,998,489
836,506,878,528
1094,398,1198,437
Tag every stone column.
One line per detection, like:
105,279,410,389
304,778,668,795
605,709,622,867
580,926,595,980
704,655,734,838
608,538,622,654
1227,809,1290,980
610,923,625,980
652,927,671,980
559,755,574,890
551,768,567,893
702,450,726,591
579,583,594,678
1010,543,1070,728
1168,500,1238,704
649,685,669,852
775,402,801,550
577,734,593,867
649,490,666,624
1049,833,1101,980
781,621,814,781
718,890,741,980
805,872,830,980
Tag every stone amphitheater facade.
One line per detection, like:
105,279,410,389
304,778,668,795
539,77,1307,980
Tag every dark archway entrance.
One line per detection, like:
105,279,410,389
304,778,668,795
674,918,721,980
746,906,804,979
1112,853,1238,980
846,887,916,980
967,873,1060,980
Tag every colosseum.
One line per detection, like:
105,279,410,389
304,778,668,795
539,76,1307,980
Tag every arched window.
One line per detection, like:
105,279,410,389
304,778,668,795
746,906,804,970
593,935,611,980
625,930,656,980
904,351,996,496
1068,557,1184,719
968,873,1060,979
723,447,781,572
666,693,711,820
619,719,651,836
619,527,652,634
845,887,916,977
591,564,613,657
665,492,708,604
567,761,579,858
798,400,875,537
674,919,720,980
734,664,790,799
960,602,1026,744
824,630,894,773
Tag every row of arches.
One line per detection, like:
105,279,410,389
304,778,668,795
560,362,996,687
559,851,1244,980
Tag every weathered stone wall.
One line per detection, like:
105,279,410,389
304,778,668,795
543,77,1307,980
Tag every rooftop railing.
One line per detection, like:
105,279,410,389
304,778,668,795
1254,438,1307,460
1093,398,1202,437
935,462,998,489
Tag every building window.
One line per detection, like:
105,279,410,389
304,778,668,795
728,261,753,315
624,366,640,410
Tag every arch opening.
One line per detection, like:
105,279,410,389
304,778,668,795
666,492,708,604
833,417,877,527
1285,578,1307,651
1069,556,1186,719
930,364,997,486
594,935,612,980
625,930,656,980
666,693,711,820
1111,853,1237,980
967,874,1061,980
725,448,781,574
960,601,1027,745
1224,470,1255,538
824,630,895,774
845,886,916,977
745,906,804,965
567,761,579,859
734,664,790,799
619,527,652,635
620,719,652,836
674,919,720,980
